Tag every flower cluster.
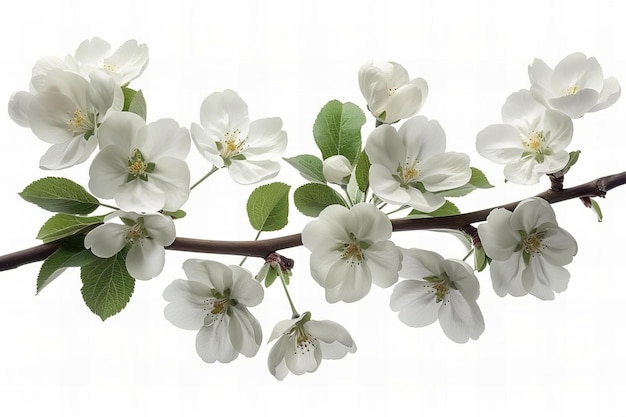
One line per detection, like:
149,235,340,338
477,53,620,184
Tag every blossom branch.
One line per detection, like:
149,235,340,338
2,170,625,272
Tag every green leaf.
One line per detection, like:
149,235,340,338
162,209,187,219
283,154,326,183
408,200,461,218
122,86,136,111
557,150,581,176
19,177,100,214
590,198,603,222
354,150,370,192
122,87,147,120
80,250,135,321
37,214,105,243
474,246,488,272
313,100,366,164
37,237,98,294
293,183,347,217
246,182,291,232
468,167,494,189
128,89,147,120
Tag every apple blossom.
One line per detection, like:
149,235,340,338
478,197,578,300
72,37,149,86
301,203,401,303
476,89,573,184
163,259,264,363
84,211,176,280
267,312,356,380
365,116,472,212
359,60,428,123
16,69,122,169
190,89,288,184
391,248,485,343
529,52,621,118
89,112,191,213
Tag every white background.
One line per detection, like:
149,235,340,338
1,0,625,415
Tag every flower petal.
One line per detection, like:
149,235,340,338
84,223,127,258
195,317,238,363
126,239,165,280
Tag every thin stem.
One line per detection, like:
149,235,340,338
99,202,120,211
190,166,219,191
278,270,299,319
2,170,626,272
385,205,409,216
462,248,474,262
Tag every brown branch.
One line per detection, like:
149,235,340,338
2,171,626,272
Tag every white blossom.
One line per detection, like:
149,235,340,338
301,203,401,303
366,116,472,212
89,112,190,213
84,211,176,280
267,312,356,380
190,89,288,184
359,60,428,123
72,37,149,86
529,52,620,119
478,197,578,300
163,259,264,364
476,89,573,184
17,70,123,169
391,248,485,343
322,155,352,185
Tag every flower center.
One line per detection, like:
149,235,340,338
516,229,547,265
522,130,544,152
202,288,237,326
127,148,155,182
294,326,317,355
100,61,119,72
522,231,545,254
424,273,456,303
66,109,95,138
397,159,420,186
219,129,247,160
565,85,579,96
125,223,145,244
120,216,150,246
387,87,398,96
340,233,366,265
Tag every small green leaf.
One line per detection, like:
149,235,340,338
37,214,105,243
283,154,326,183
558,150,581,176
469,167,494,189
162,209,187,219
19,177,100,214
293,183,347,217
313,100,366,164
80,250,135,321
474,246,488,272
128,89,147,120
122,86,137,111
246,182,291,232
590,198,603,222
37,237,98,294
408,200,461,218
354,150,371,192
